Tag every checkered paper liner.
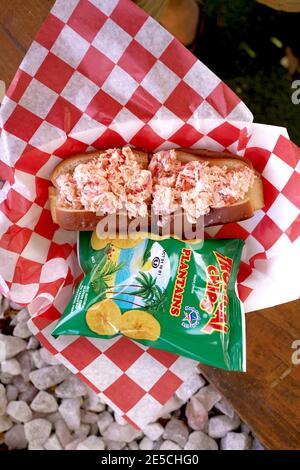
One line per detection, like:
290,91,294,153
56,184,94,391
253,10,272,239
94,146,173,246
0,0,299,428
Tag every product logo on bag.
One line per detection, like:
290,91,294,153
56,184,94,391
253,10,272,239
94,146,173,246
169,248,192,317
200,251,233,335
181,306,200,329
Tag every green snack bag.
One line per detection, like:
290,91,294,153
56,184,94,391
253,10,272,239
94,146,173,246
52,233,246,371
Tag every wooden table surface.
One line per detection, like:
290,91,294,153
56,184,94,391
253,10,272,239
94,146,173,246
0,0,299,450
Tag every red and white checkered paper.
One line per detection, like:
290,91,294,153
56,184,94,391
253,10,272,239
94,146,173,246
0,0,299,428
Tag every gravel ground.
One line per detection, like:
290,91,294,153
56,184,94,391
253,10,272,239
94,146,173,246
0,296,265,451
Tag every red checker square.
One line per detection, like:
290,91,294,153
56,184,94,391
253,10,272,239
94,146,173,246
0,161,14,185
282,171,300,210
273,135,300,168
105,337,144,371
86,90,122,126
32,306,61,331
164,81,203,121
62,337,101,371
147,348,178,368
169,123,203,147
6,69,32,103
68,0,107,42
35,209,58,239
216,223,250,240
126,86,161,122
65,267,75,286
237,261,252,284
93,129,126,149
149,370,183,405
46,241,73,262
118,40,156,83
251,215,282,250
36,53,74,94
237,284,253,303
0,226,32,253
111,0,147,36
160,39,197,78
0,189,32,223
15,145,51,175
260,176,278,211
104,374,145,413
13,257,42,284
244,147,270,174
130,125,164,151
54,138,88,158
249,251,267,268
4,105,42,141
206,82,241,118
237,127,251,152
76,373,100,394
35,332,58,355
36,13,64,50
208,122,241,148
38,279,65,299
286,214,300,242
45,96,81,133
35,177,52,207
78,46,114,87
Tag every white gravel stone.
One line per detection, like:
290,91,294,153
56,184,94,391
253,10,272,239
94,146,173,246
29,365,69,390
59,398,81,431
83,390,105,412
19,385,38,404
81,410,99,425
114,412,127,425
6,385,18,402
77,436,105,450
74,423,91,438
0,334,27,360
163,418,189,447
16,309,30,323
104,439,126,450
55,376,87,398
194,385,222,411
13,322,32,339
0,383,7,416
221,432,252,450
55,419,72,448
24,419,52,445
65,438,84,451
185,431,218,450
30,350,47,369
251,438,265,450
186,396,208,431
39,348,60,366
5,424,28,449
47,412,61,425
157,395,184,419
27,337,40,350
44,434,63,450
160,440,182,450
139,436,153,450
208,414,241,439
0,373,13,384
1,358,21,375
7,400,32,423
214,398,235,419
128,440,139,450
103,422,142,443
18,351,33,382
97,411,114,434
30,391,58,413
176,374,205,402
13,375,28,393
28,444,44,450
0,414,13,432
143,422,164,441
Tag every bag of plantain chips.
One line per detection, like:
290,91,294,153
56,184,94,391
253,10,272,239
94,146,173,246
52,233,246,371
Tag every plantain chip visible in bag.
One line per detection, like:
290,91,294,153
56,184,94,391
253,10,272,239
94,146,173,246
52,231,246,371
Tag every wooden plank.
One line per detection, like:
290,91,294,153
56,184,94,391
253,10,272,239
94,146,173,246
0,0,299,450
201,299,300,450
